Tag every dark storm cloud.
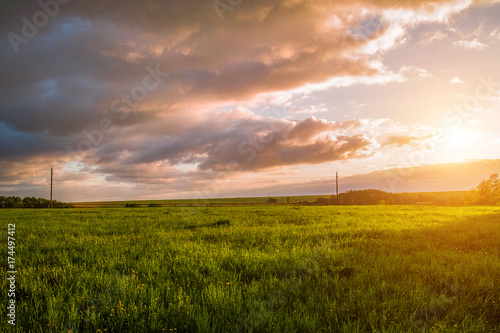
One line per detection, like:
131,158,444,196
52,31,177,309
1,0,476,138
0,122,65,159
87,114,376,181
0,0,384,138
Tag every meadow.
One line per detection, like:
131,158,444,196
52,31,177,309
1,206,499,332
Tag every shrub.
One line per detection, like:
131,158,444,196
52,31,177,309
313,197,330,205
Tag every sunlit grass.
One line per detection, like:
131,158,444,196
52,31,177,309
1,206,499,332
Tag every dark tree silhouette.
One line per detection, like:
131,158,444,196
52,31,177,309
0,196,68,208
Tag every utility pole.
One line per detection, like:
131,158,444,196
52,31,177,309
336,171,339,199
50,167,53,209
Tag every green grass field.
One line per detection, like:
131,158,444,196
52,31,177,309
1,206,499,332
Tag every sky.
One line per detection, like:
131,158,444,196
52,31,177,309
1,0,500,202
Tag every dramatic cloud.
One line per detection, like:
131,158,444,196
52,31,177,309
1,0,487,136
64,113,435,188
91,114,373,174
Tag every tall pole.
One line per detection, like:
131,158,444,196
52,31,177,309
336,171,339,199
50,167,53,209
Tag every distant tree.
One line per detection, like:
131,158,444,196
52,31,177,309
53,200,70,208
330,195,340,205
392,194,404,205
0,196,65,208
313,197,330,205
5,196,22,208
329,190,465,206
267,198,277,203
467,174,500,205
331,189,392,205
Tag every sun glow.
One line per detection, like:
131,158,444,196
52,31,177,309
444,128,476,150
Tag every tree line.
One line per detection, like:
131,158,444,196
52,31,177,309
322,173,500,206
328,189,445,206
0,196,70,208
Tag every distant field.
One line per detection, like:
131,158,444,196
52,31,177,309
2,206,499,332
401,191,470,201
70,191,469,207
70,195,329,207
